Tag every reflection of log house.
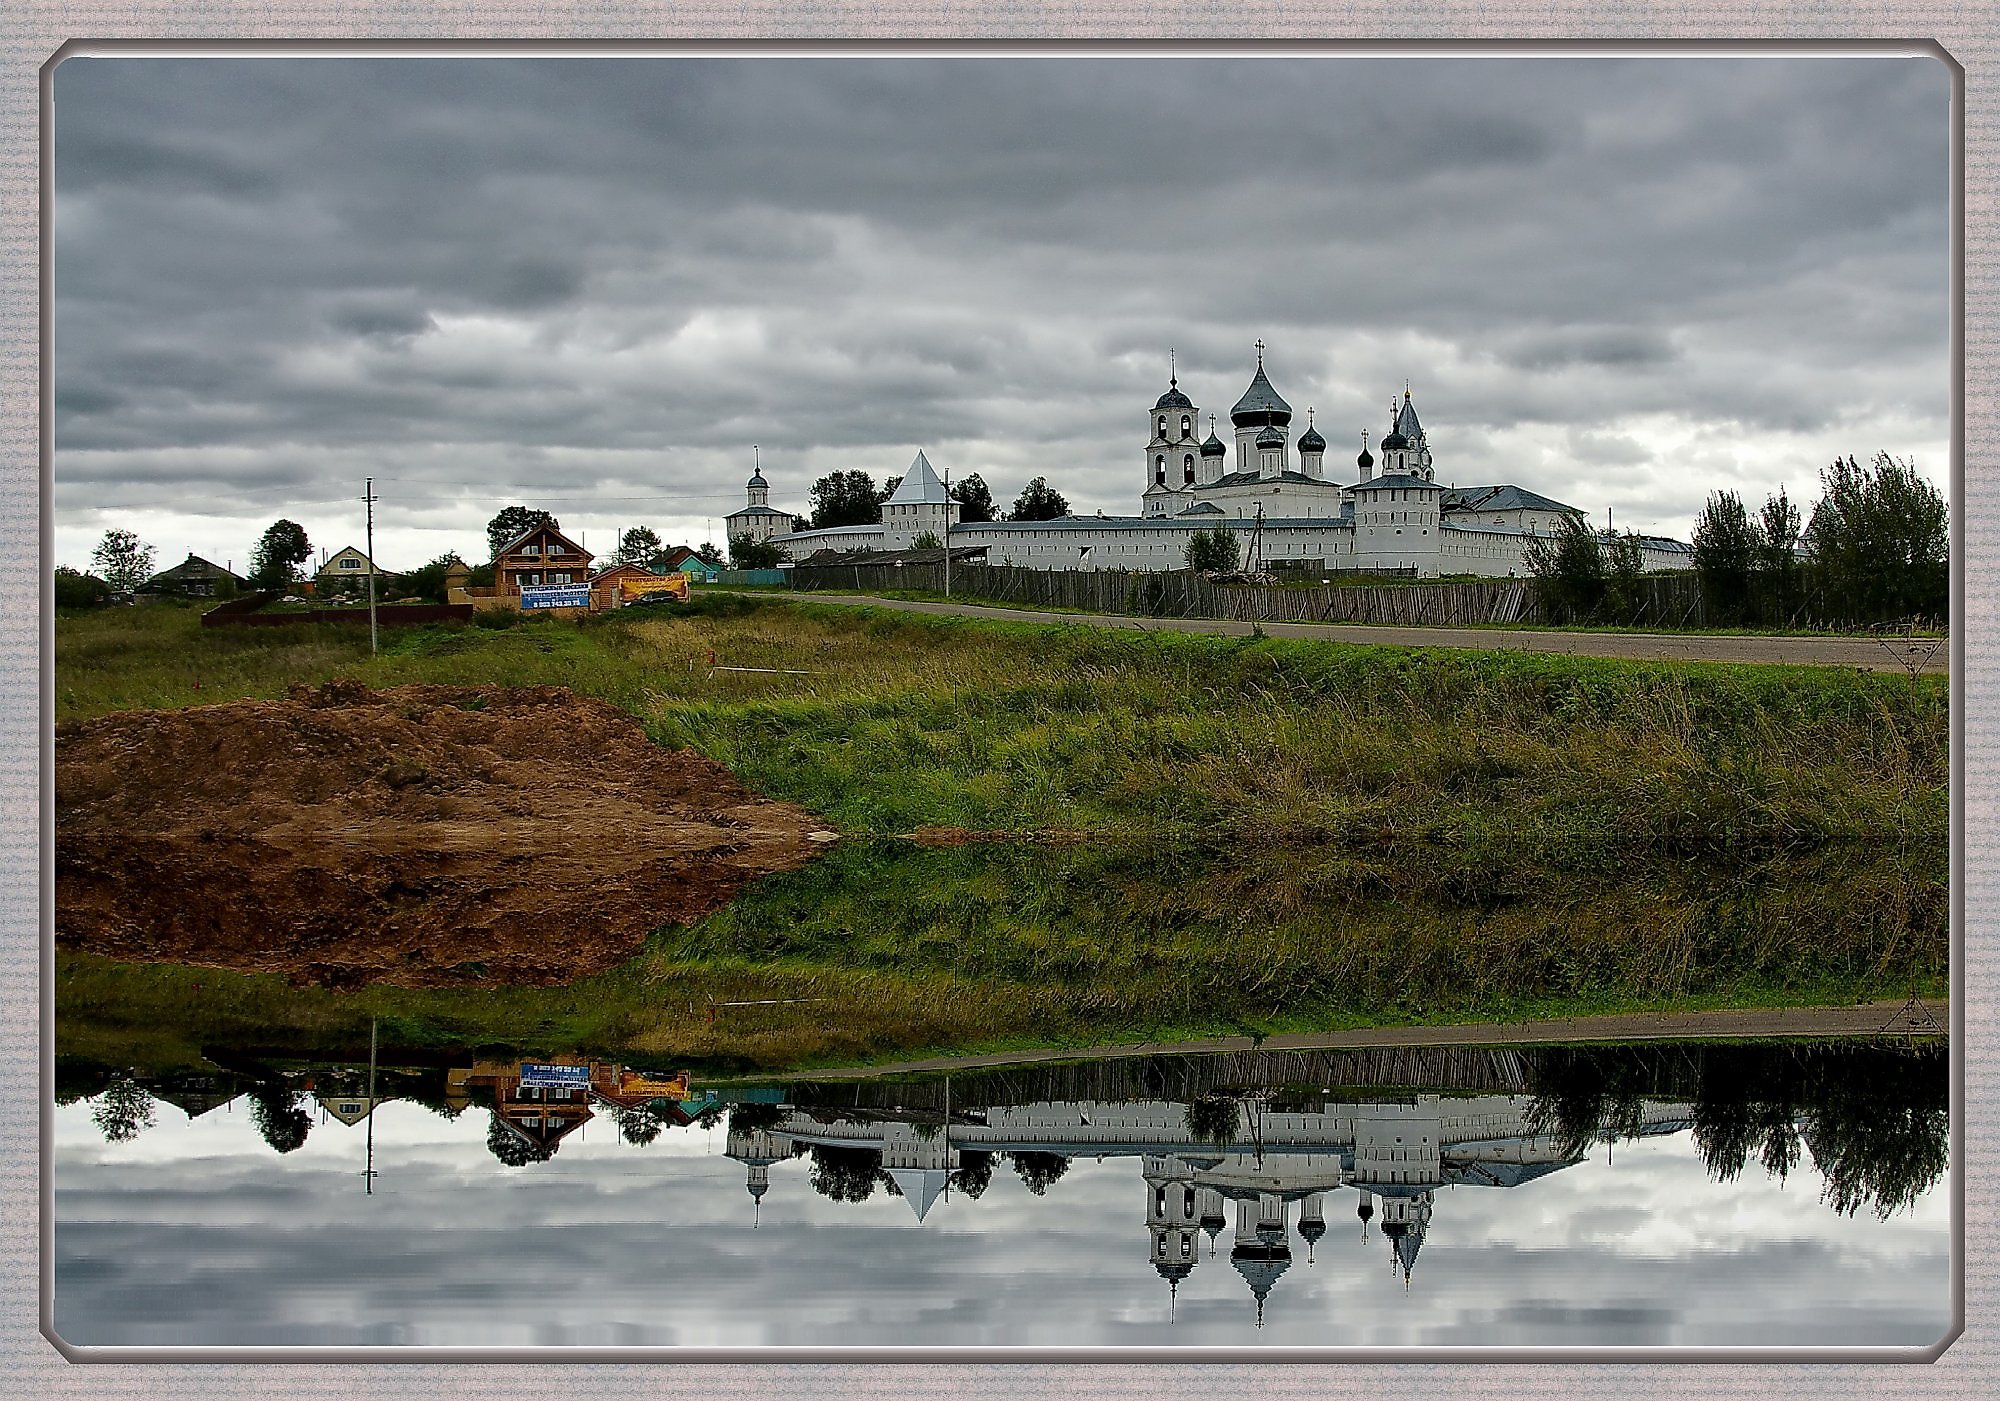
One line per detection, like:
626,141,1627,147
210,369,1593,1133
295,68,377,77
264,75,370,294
447,1060,694,1152
492,523,594,596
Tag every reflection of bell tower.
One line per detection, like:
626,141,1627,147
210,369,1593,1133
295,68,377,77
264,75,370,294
1379,1190,1435,1290
1143,1154,1203,1308
725,1123,792,1226
1297,1192,1326,1264
1230,1192,1293,1328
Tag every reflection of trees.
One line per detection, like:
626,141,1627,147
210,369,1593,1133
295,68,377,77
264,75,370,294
1691,1047,1804,1186
1524,1041,1947,1218
1802,1056,1948,1219
56,1060,113,1108
808,1144,885,1202
729,1101,788,1135
247,1080,312,1154
608,1102,673,1147
486,1110,555,1167
90,1074,156,1144
1184,1096,1240,1148
1524,1049,1647,1159
948,1149,995,1199
1010,1150,1071,1196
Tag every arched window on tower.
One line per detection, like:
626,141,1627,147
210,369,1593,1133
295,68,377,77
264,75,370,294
1158,416,1168,438
1183,454,1195,484
1181,415,1192,437
1155,455,1165,484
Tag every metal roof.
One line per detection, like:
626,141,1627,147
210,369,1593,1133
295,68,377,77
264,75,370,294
1229,363,1293,426
1394,391,1424,443
883,450,951,505
1440,484,1581,515
1208,469,1329,489
1354,473,1442,492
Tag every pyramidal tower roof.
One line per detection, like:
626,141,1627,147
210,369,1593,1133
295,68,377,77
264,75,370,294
887,1166,950,1222
884,450,950,506
1394,389,1424,443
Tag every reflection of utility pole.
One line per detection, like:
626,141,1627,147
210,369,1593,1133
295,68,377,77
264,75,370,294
363,1017,379,1195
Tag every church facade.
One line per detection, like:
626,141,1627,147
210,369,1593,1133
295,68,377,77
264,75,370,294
751,350,1690,577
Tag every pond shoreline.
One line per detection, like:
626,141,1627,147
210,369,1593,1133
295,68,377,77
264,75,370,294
757,997,1950,1081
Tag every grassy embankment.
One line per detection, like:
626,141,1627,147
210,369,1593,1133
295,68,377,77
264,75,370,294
54,597,1948,1073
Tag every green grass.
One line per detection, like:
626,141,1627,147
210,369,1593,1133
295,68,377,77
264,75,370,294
54,595,1948,1073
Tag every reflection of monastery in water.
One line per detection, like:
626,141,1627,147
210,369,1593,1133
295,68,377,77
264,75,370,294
729,1092,1694,1324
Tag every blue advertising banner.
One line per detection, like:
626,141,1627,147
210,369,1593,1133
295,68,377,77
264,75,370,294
519,1062,592,1088
520,584,592,610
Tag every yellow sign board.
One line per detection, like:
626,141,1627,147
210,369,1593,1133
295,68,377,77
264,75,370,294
618,1071,691,1100
620,575,690,602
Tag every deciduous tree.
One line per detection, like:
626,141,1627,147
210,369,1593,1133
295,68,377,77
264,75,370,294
729,532,784,568
611,525,665,569
1008,476,1070,522
248,519,312,590
808,470,883,529
1523,513,1608,623
1691,490,1764,624
485,506,558,559
1184,527,1240,573
1806,453,1948,624
949,473,995,523
90,529,155,592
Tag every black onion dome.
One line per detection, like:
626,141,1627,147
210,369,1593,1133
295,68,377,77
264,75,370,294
748,470,768,488
1296,424,1326,453
1356,446,1375,471
1256,423,1286,449
1380,430,1409,452
1201,431,1227,457
1230,364,1293,428
1297,1216,1327,1243
1155,381,1194,410
1357,1198,1375,1221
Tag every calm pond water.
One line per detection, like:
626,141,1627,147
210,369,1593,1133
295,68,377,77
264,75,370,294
52,1039,1949,1351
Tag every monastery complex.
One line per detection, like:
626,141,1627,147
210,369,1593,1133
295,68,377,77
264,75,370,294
731,349,1690,578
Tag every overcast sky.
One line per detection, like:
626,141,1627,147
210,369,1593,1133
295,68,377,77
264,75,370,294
53,1094,1949,1348
51,54,1950,574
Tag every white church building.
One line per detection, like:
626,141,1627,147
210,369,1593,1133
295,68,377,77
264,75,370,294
748,349,1689,578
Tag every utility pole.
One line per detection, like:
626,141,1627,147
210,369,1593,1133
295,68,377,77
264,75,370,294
362,478,379,656
943,464,951,600
363,1016,379,1195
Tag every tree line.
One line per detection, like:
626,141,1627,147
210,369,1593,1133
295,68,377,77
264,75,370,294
803,469,1068,529
1528,451,1947,629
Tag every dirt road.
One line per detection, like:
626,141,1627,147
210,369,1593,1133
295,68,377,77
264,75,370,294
775,998,1950,1081
762,592,1949,673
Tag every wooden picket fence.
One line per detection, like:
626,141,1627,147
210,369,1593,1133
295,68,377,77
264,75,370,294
787,562,1715,629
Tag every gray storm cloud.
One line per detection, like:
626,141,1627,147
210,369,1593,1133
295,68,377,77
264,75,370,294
51,54,1949,567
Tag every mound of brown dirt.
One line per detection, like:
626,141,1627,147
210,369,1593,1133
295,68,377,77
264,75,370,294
56,681,836,989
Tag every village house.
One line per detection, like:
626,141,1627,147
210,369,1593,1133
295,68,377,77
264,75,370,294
663,546,724,583
143,552,245,597
314,545,389,593
491,521,594,595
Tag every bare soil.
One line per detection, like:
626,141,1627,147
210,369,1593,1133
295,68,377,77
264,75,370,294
55,680,836,988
